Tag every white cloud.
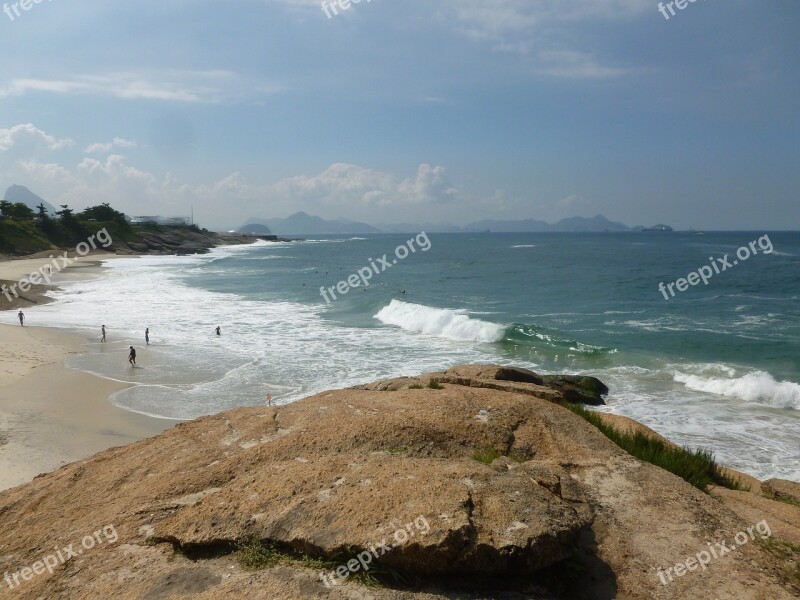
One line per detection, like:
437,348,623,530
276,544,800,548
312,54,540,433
397,164,459,205
3,157,465,227
536,51,633,79
0,123,74,153
447,0,649,77
0,71,285,103
272,163,460,208
0,123,470,226
450,0,651,35
85,137,138,154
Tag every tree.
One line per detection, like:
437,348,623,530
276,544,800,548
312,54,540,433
78,203,127,225
0,200,10,219
54,204,86,243
56,205,75,220
7,203,35,220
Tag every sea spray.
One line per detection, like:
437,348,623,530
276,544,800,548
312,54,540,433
674,370,800,410
374,300,504,343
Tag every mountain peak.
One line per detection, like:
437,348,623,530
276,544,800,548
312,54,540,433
3,185,57,214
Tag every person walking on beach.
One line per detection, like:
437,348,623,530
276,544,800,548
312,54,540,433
101,325,107,343
145,328,150,345
17,311,24,326
216,326,221,336
128,346,136,366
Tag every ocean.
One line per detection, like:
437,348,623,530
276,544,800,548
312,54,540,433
4,232,799,481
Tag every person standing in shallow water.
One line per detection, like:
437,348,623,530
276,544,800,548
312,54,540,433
216,326,221,336
17,311,24,326
145,328,150,345
128,346,136,366
101,325,106,342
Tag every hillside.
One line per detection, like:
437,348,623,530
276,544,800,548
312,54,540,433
0,200,249,257
243,212,380,235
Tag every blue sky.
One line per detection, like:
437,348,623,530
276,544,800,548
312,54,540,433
0,0,798,230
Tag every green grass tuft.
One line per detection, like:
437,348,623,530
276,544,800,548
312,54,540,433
427,379,444,390
765,493,800,508
408,384,424,389
237,538,284,570
473,448,503,464
562,402,741,492
473,448,527,465
235,539,405,588
760,537,800,584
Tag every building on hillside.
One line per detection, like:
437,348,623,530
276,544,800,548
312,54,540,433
127,216,191,226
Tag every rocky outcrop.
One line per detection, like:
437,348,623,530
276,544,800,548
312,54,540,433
762,479,800,504
108,230,254,256
357,364,608,405
0,366,797,599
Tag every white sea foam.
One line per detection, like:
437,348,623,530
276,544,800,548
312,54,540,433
2,242,797,481
674,370,800,409
3,251,498,420
375,300,505,343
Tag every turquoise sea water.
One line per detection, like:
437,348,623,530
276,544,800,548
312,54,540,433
5,232,799,480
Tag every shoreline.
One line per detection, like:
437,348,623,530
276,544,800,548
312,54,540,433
0,325,177,492
0,247,795,494
0,254,178,492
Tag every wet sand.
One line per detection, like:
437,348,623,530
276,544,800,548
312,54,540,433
0,254,176,491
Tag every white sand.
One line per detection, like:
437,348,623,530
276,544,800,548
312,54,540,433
0,252,174,492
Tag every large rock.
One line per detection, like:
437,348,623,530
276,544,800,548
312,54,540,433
538,375,609,405
762,478,800,504
360,364,608,405
0,367,796,599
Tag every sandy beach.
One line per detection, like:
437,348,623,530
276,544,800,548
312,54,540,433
0,255,176,491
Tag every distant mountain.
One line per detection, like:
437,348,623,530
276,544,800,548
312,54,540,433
463,215,630,233
238,224,272,235
374,222,464,233
243,213,661,235
632,224,674,232
550,215,630,232
3,185,57,215
243,212,380,235
464,218,552,233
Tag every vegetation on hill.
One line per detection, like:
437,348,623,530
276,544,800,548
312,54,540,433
562,402,742,492
0,201,208,256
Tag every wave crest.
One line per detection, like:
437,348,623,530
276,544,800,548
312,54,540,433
374,300,504,343
674,370,800,409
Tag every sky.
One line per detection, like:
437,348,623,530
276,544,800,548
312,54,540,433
0,0,798,230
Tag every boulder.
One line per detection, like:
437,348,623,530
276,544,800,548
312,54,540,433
361,364,607,405
539,375,609,406
0,367,796,599
762,478,800,504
